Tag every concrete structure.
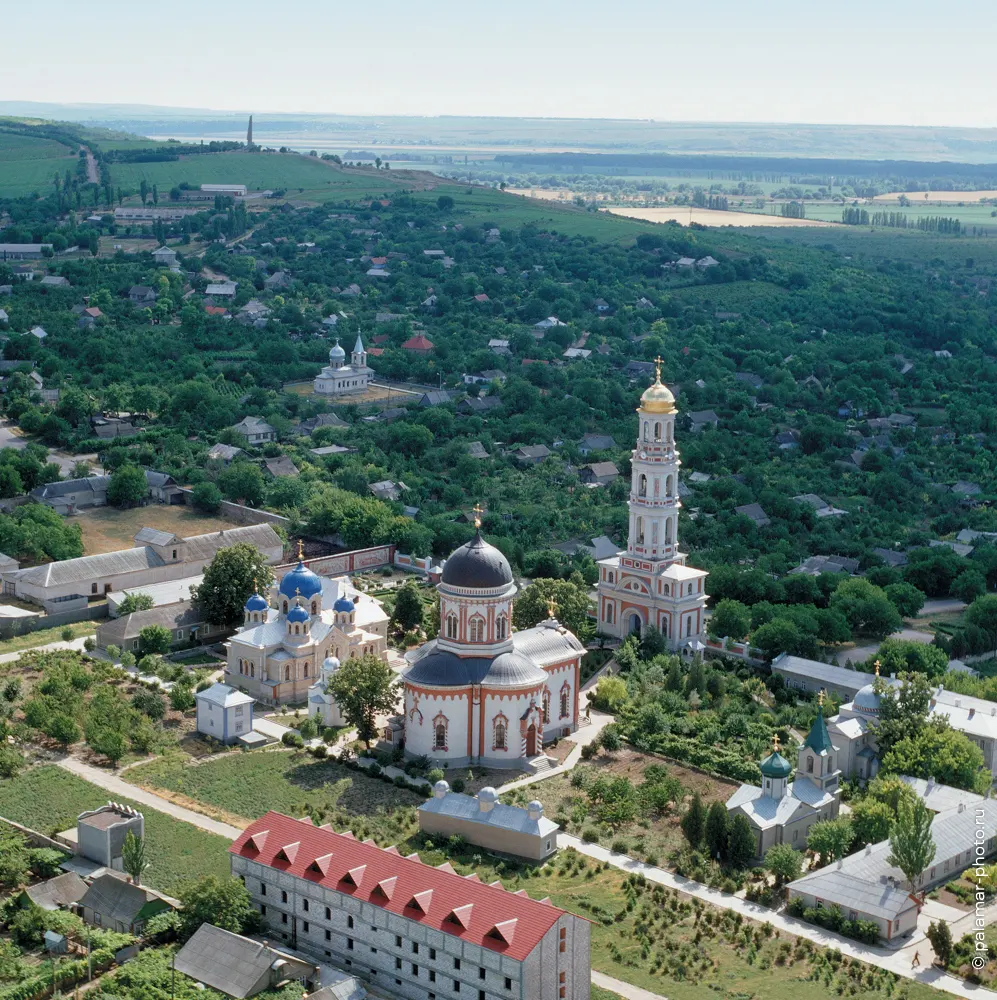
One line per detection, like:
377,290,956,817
5,523,284,605
726,713,841,860
107,574,204,616
79,870,175,935
314,335,374,397
596,360,709,650
402,514,583,770
788,782,994,941
76,803,144,870
196,683,256,744
201,184,248,197
230,811,590,1000
175,923,321,998
152,246,179,268
418,782,559,861
224,557,388,707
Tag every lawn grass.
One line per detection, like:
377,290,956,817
0,621,96,655
124,748,424,839
0,766,231,894
76,505,237,555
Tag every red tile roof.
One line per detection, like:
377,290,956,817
366,347,385,356
401,334,434,351
372,334,390,345
205,305,229,316
230,812,564,961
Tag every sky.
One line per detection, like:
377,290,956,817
3,0,996,127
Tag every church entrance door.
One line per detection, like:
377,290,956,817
526,724,537,757
629,614,642,637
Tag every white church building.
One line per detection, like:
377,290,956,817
314,334,374,396
401,515,584,770
595,360,709,650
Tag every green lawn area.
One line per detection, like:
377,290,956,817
0,131,79,198
0,766,231,895
0,621,96,655
125,749,423,842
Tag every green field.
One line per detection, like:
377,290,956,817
110,151,378,196
0,766,231,894
0,131,78,197
125,749,423,837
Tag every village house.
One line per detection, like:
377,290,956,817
74,803,144,869
0,243,53,260
208,443,244,464
686,409,720,433
734,503,771,527
400,333,434,355
296,412,350,434
264,456,300,479
369,480,405,502
206,280,238,299
579,461,619,486
457,396,501,416
511,444,552,465
40,275,70,288
79,871,176,935
231,417,277,446
152,246,178,268
129,285,157,306
95,599,220,653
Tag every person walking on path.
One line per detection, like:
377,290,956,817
912,951,921,968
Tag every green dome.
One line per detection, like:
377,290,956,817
760,750,792,779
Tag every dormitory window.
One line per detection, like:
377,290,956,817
260,883,267,896
347,916,354,928
430,949,436,960
302,899,309,912
281,890,287,903
303,921,309,932
454,959,461,970
395,935,402,947
325,930,331,941
281,914,287,924
505,978,512,990
326,907,331,920
479,968,486,980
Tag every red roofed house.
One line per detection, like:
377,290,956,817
370,257,388,267
230,811,590,999
366,347,385,357
401,334,434,355
205,305,230,317
474,294,489,303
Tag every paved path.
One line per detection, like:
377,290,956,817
56,757,243,839
847,628,935,666
562,835,994,999
591,970,666,1000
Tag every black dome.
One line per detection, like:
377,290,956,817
441,534,513,589
404,645,545,688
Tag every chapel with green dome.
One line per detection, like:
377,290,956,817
725,699,842,861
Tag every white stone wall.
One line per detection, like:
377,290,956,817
405,688,471,762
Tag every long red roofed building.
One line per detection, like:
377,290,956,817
229,811,590,1000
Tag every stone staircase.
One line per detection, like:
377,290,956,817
528,755,556,775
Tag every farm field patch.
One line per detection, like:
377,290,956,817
76,505,237,555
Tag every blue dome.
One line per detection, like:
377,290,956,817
245,592,268,612
333,595,355,613
279,561,322,599
287,603,310,624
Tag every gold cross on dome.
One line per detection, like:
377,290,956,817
297,538,305,560
771,732,781,753
818,688,826,707
472,503,484,529
547,595,558,619
653,355,665,382
874,659,881,677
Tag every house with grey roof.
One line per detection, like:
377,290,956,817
29,476,111,514
419,782,559,860
466,441,489,460
579,461,619,486
207,442,244,464
577,433,616,456
734,503,771,527
457,395,501,415
79,871,176,935
368,480,405,502
174,924,320,999
793,493,847,518
788,785,995,940
195,683,255,744
16,872,87,913
129,285,157,306
686,409,719,433
263,456,299,479
231,417,276,446
789,554,859,576
511,444,551,465
96,599,217,654
296,412,349,434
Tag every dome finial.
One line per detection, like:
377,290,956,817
297,538,305,561
653,354,664,383
472,502,483,530
547,595,558,619
771,731,781,753
818,688,826,707
874,659,881,677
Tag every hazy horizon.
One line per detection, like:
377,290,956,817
2,0,995,129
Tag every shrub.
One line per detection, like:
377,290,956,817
581,826,602,843
83,637,96,652
60,627,74,642
312,745,327,758
580,743,597,760
322,727,339,744
611,838,629,854
451,778,466,793
427,768,445,783
281,732,304,748
368,762,382,777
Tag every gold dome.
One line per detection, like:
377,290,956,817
638,357,676,413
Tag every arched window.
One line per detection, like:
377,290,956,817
636,517,644,544
311,600,318,614
666,474,673,497
654,422,662,440
284,665,291,681
446,613,458,639
806,757,814,774
542,690,551,724
665,519,673,544
469,616,485,643
294,624,300,635
643,421,649,441
651,521,658,543
303,662,309,678
493,715,508,750
653,477,660,497
282,601,288,614
638,474,647,497
250,663,255,677
496,614,508,640
433,713,448,751
560,688,569,719
605,603,615,624
238,658,243,674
